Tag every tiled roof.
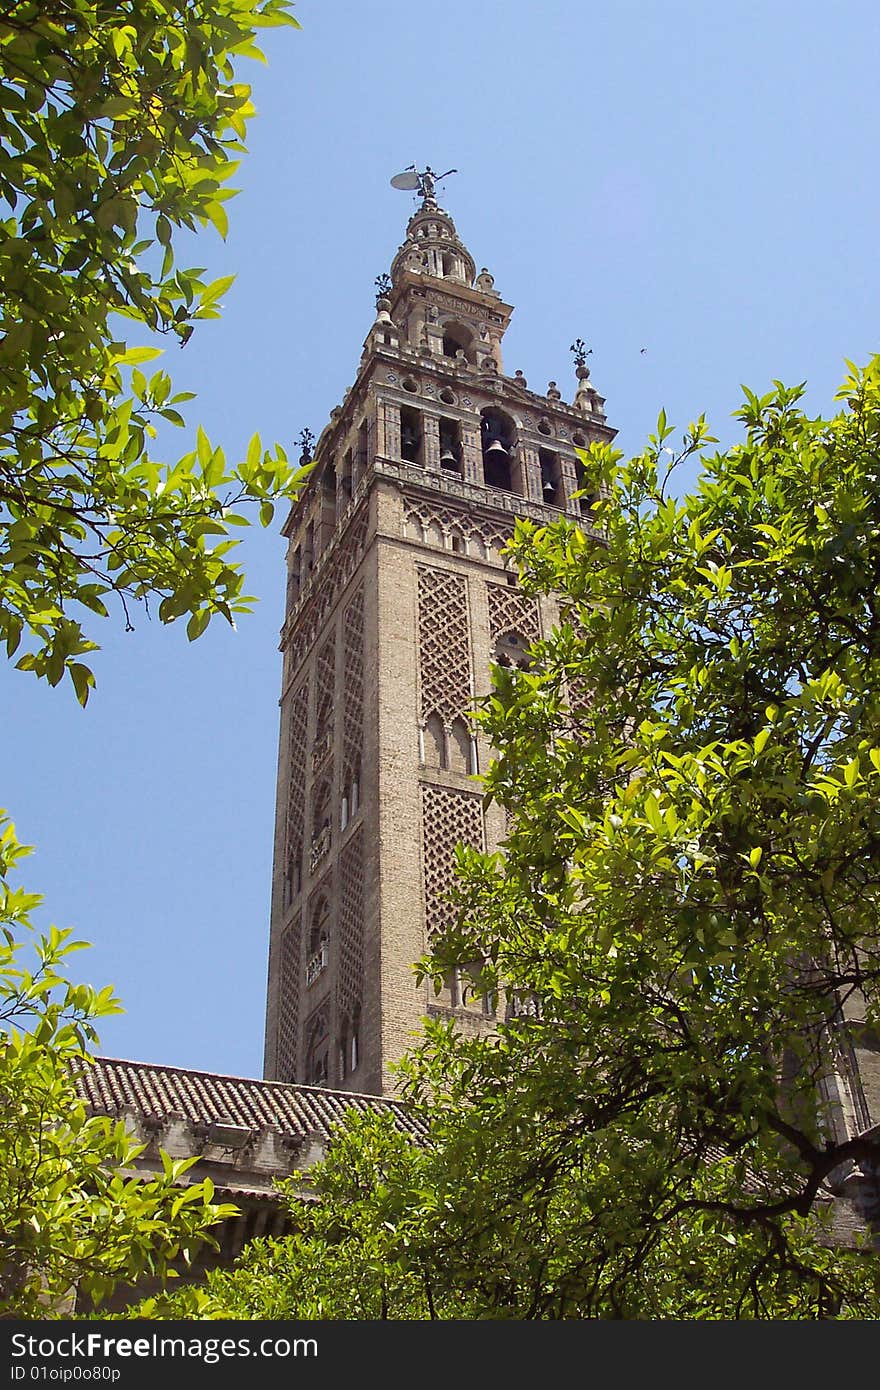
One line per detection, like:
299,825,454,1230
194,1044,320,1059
77,1055,427,1144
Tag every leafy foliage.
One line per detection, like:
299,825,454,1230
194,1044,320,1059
0,0,306,1318
134,1113,459,1320
0,0,307,701
157,360,880,1320
0,813,237,1316
403,358,880,1316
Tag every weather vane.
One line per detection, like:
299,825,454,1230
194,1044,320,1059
390,165,458,201
374,272,392,305
296,427,315,464
570,338,593,369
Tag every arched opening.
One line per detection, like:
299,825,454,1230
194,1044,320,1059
308,895,330,957
306,895,330,988
439,417,462,473
481,408,516,491
399,404,422,465
574,456,598,516
342,759,361,825
316,461,337,554
539,448,563,507
310,780,332,873
304,1009,329,1086
441,321,474,364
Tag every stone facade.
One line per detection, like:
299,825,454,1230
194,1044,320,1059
262,186,615,1097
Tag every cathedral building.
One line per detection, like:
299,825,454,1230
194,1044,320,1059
261,170,615,1098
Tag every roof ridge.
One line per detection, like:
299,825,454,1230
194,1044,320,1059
90,1054,411,1110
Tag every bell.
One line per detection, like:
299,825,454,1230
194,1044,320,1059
485,438,508,457
542,479,555,496
440,448,458,468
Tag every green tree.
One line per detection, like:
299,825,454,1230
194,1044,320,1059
407,356,880,1317
135,1112,464,1320
159,359,880,1320
0,813,238,1316
0,0,307,1317
0,0,307,703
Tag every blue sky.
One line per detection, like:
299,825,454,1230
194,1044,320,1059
3,0,878,1080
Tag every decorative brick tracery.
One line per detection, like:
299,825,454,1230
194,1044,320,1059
313,636,335,774
284,681,309,900
417,566,472,727
420,785,484,938
337,828,364,1018
276,912,301,1081
486,581,540,645
342,585,364,783
404,503,513,563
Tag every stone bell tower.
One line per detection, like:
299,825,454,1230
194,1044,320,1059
262,170,616,1097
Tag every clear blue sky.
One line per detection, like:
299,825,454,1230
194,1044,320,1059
3,1,878,1080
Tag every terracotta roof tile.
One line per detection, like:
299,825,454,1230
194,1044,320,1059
76,1056,427,1144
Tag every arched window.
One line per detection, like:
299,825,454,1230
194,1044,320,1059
574,456,598,516
441,321,474,363
304,1005,330,1086
400,404,422,464
310,781,332,873
481,409,516,492
305,1040,328,1087
539,448,563,507
439,417,462,473
308,895,330,956
306,896,330,988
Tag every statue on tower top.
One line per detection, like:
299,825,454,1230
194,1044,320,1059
390,165,457,204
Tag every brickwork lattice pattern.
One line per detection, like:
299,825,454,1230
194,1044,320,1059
313,635,336,773
337,828,364,1018
417,566,472,726
290,505,369,664
486,581,541,645
420,785,484,938
284,680,309,886
276,912,302,1081
342,584,364,775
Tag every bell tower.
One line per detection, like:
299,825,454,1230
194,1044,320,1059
262,170,616,1096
